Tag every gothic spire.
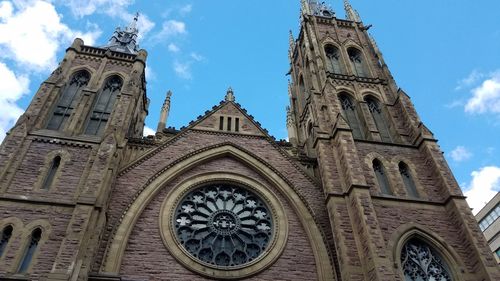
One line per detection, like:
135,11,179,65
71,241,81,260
288,30,295,58
301,0,311,15
102,12,140,54
344,0,361,22
157,90,172,132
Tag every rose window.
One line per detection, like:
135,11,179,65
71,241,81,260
173,183,274,267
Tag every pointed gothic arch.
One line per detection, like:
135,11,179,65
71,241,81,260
338,93,366,139
347,47,370,77
372,158,392,195
388,224,465,281
102,144,335,280
46,70,90,130
85,75,123,135
324,44,344,74
364,95,393,142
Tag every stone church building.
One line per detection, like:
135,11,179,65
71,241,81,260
0,1,498,280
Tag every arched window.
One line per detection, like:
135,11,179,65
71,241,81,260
85,76,123,135
0,225,13,257
366,97,392,142
47,70,90,130
399,162,419,198
401,238,452,281
373,159,392,195
17,228,42,273
41,156,61,190
339,94,365,139
347,48,368,77
324,45,343,74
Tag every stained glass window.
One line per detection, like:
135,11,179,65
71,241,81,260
47,70,90,130
366,97,392,142
348,48,368,77
324,45,343,74
401,238,452,281
399,162,419,198
173,183,274,267
0,225,13,257
373,159,392,195
339,94,365,139
85,76,122,135
17,228,42,273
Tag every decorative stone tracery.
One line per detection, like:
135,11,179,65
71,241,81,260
173,183,274,267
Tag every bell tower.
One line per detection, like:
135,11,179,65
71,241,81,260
287,0,500,280
0,15,148,280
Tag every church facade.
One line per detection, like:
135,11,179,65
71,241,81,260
0,1,498,280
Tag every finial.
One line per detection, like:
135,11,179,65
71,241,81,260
162,90,172,109
102,12,140,54
127,12,139,33
289,30,295,49
157,90,173,132
225,87,235,102
344,0,361,22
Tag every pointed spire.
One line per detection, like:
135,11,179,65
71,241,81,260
126,12,139,33
225,87,235,102
102,12,140,54
288,30,295,58
301,0,311,15
344,0,361,22
157,90,172,132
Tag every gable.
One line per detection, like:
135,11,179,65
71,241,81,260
192,102,266,136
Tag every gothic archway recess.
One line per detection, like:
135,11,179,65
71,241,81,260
102,144,335,280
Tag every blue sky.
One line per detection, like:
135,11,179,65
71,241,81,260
0,0,499,213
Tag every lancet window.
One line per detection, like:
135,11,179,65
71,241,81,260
366,97,392,142
47,70,90,130
324,45,343,74
373,159,392,195
85,76,123,135
339,94,365,139
17,228,42,273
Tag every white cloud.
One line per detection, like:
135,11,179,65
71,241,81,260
464,166,500,214
152,20,186,42
61,0,133,18
168,43,180,53
173,61,192,80
190,52,204,62
0,0,101,70
455,70,485,91
179,4,192,16
0,62,29,142
449,146,472,162
143,125,155,136
174,61,193,80
60,0,154,39
465,71,500,114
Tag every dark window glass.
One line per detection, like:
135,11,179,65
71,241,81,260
219,116,224,130
347,48,368,77
235,118,240,132
401,238,452,281
17,228,42,273
339,94,365,139
0,225,13,257
399,162,419,198
366,98,392,142
41,156,61,190
227,117,232,131
324,45,343,74
85,76,122,135
47,71,90,130
373,159,392,195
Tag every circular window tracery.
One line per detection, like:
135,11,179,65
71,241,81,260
173,183,274,267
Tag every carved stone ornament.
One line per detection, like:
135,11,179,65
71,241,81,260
159,175,288,279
